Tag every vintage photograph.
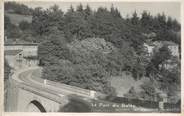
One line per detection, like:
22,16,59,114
4,1,181,112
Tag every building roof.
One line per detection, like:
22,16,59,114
5,50,23,56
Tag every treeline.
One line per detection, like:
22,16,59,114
34,4,149,95
4,3,181,101
128,11,180,44
5,2,33,15
5,3,180,46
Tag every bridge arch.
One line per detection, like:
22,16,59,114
26,100,46,112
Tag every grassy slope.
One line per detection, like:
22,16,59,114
5,12,32,25
110,72,146,97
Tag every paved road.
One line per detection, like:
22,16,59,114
10,67,163,112
12,67,93,99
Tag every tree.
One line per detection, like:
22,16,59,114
64,4,91,41
5,2,33,15
131,11,139,25
4,16,11,30
32,5,64,36
69,5,74,12
170,19,180,31
157,59,180,103
141,11,150,26
146,44,173,80
167,16,173,30
32,7,47,35
41,38,117,95
76,3,83,13
49,4,59,12
157,13,167,30
84,4,92,20
6,24,21,38
141,11,152,32
110,4,121,18
151,45,171,70
151,16,161,32
38,33,70,65
48,4,64,31
139,80,157,101
19,20,31,30
88,6,119,41
166,16,180,31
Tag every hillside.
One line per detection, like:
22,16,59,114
5,12,32,26
5,2,181,104
110,72,144,97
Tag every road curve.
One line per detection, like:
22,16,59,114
11,67,93,99
10,67,162,112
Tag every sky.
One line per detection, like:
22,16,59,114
19,2,180,22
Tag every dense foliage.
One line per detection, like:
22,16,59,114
5,2,33,15
4,2,181,102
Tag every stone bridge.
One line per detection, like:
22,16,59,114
5,67,179,112
6,67,96,112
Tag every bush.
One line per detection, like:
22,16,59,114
19,20,31,30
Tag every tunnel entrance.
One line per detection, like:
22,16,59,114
26,100,46,112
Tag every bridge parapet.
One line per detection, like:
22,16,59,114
6,67,98,112
42,79,91,97
30,68,97,98
6,67,181,112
